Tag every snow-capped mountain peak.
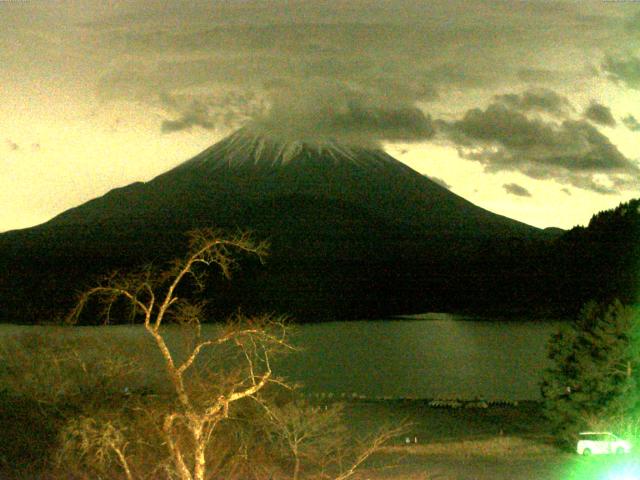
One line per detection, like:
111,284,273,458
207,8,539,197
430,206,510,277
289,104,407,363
183,127,398,170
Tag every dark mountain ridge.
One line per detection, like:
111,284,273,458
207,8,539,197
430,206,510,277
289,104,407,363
46,128,538,238
2,129,633,324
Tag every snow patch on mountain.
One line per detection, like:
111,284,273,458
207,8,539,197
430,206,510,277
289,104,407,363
186,127,401,170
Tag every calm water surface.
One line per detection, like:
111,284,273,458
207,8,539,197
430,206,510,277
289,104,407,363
0,316,562,400
278,317,561,401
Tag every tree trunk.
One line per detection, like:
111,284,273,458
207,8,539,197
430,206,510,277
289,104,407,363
293,447,300,480
193,425,207,480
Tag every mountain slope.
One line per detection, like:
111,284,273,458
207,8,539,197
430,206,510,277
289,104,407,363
47,128,538,237
1,128,550,323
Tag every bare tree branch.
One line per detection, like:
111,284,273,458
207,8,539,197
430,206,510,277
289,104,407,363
66,229,282,480
331,424,407,480
61,228,401,480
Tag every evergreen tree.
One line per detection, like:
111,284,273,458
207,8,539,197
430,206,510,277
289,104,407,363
541,300,640,446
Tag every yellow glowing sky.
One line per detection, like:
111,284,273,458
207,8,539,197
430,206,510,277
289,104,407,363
1,0,639,232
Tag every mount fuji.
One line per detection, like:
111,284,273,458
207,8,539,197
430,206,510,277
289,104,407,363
0,128,554,323
46,127,538,237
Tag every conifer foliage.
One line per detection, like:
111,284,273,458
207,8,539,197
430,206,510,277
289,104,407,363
541,300,640,446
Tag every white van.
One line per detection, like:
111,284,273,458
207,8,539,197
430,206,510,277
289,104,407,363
576,432,632,456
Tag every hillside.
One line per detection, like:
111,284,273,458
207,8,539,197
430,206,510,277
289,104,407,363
6,129,629,323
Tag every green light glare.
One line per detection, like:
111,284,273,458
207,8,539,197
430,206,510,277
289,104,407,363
561,455,640,480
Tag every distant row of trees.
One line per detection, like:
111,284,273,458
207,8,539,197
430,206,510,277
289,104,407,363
552,198,640,313
2,197,637,325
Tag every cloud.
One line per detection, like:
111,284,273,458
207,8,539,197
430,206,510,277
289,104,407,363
160,98,214,133
427,176,451,189
444,101,639,193
603,55,640,90
623,114,640,131
159,91,265,134
583,102,616,127
250,82,436,145
493,88,573,116
503,183,531,197
82,1,623,144
516,68,564,83
516,68,555,82
94,24,445,142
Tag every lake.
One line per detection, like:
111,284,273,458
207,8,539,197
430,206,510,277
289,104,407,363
0,315,562,401
279,316,560,401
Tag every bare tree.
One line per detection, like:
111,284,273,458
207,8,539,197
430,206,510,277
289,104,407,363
263,399,345,480
260,396,409,480
69,229,290,480
58,416,134,480
61,229,405,480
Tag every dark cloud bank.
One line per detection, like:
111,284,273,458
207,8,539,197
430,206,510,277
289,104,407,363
90,0,613,144
493,88,573,117
84,1,639,196
441,91,638,194
250,83,436,145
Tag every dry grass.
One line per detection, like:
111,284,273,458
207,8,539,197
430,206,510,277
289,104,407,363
382,435,558,458
349,435,566,480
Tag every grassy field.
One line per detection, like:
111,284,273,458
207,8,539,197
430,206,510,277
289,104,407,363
346,401,640,480
0,390,567,479
342,400,567,479
0,372,614,479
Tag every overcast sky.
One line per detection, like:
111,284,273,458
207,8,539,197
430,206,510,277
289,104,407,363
2,0,639,232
